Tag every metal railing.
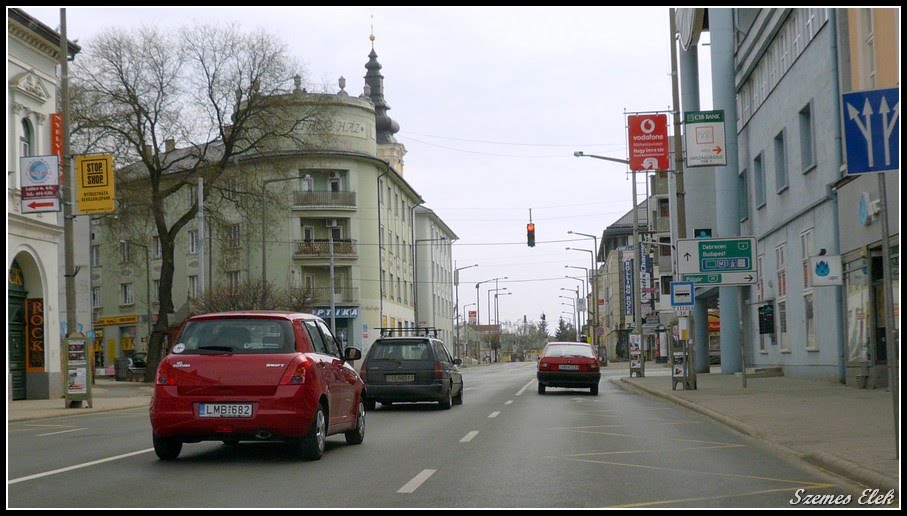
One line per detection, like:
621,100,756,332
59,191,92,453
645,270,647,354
293,239,358,258
293,190,356,208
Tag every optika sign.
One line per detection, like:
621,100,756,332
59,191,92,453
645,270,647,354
627,114,670,172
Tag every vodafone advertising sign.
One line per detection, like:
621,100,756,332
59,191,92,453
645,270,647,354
627,114,669,172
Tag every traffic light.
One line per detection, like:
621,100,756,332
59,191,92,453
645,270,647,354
527,222,536,247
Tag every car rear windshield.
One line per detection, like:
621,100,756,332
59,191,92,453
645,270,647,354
368,339,433,361
173,319,296,354
543,344,595,358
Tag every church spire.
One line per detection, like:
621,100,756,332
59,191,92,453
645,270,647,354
364,30,399,144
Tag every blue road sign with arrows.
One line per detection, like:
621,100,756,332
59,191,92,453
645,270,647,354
842,87,899,174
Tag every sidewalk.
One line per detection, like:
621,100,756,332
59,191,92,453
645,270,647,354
7,377,153,422
615,364,900,494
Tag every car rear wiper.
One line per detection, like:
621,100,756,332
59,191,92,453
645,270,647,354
198,346,234,352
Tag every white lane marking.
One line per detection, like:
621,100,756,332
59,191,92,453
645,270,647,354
8,449,153,485
460,431,479,443
515,379,535,396
504,400,513,405
397,469,436,493
463,387,475,391
488,411,500,418
36,428,87,437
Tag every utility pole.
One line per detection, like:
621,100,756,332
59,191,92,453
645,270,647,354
60,8,77,336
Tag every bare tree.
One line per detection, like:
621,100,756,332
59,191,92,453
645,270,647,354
70,23,329,380
191,279,314,314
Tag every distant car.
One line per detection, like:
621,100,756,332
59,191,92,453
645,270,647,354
360,329,463,410
536,342,601,395
149,311,365,461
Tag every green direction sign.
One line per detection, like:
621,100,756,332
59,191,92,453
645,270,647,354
677,237,757,275
682,272,757,285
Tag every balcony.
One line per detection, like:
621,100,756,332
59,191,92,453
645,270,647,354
293,239,358,259
293,190,356,209
309,287,359,305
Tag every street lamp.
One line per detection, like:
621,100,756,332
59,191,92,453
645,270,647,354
488,287,507,325
494,291,512,327
559,295,577,341
454,263,478,358
560,287,582,327
475,276,507,329
575,151,643,374
567,246,596,348
560,303,577,338
568,230,601,357
261,176,300,286
120,239,153,343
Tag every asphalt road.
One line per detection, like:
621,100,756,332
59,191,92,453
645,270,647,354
7,362,866,508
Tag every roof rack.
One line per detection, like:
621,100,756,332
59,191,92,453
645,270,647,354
377,327,440,338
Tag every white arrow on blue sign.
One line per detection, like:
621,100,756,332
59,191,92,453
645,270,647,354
842,87,899,174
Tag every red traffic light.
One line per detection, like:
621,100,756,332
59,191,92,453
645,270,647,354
527,223,536,247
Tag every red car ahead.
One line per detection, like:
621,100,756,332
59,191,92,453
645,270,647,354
150,311,365,461
536,342,601,395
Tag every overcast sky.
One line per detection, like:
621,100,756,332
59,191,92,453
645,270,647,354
26,6,712,331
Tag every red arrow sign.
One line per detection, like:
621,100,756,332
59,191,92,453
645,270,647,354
712,145,723,154
28,201,56,209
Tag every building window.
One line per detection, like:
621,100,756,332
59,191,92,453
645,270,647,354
658,198,669,218
188,230,199,254
153,236,162,258
860,9,876,88
120,283,135,305
153,280,160,303
302,224,314,242
92,287,102,309
776,243,788,297
299,172,313,192
800,229,814,288
799,102,816,172
90,245,101,267
120,241,131,263
228,223,242,249
188,184,198,206
757,254,765,301
774,130,788,192
754,153,766,208
228,271,242,290
329,173,341,192
659,237,671,258
801,229,817,351
739,168,749,221
188,275,198,299
20,118,33,158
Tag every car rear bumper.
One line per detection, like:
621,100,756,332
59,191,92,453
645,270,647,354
537,371,601,387
150,385,319,441
366,382,449,403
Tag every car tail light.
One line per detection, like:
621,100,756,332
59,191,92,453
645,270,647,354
590,361,600,370
279,356,309,385
539,361,550,370
156,361,177,385
434,361,443,379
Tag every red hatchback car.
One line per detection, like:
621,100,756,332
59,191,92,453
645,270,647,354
150,311,365,461
536,342,601,395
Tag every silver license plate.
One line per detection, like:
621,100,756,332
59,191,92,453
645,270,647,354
558,364,580,371
386,374,414,383
198,403,253,418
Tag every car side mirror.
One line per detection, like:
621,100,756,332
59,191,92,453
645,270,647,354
344,347,362,361
453,358,462,366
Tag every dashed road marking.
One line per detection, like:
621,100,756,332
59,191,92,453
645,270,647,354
397,469,436,493
460,431,479,442
488,411,500,418
36,428,87,437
